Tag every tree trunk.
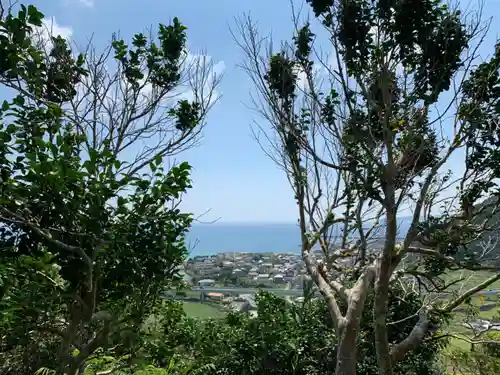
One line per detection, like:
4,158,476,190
374,203,397,375
335,321,359,375
374,281,392,375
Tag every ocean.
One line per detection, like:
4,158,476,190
185,219,412,257
186,223,303,256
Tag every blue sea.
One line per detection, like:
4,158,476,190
185,219,412,257
186,223,303,256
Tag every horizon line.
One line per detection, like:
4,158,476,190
191,216,414,226
192,221,299,226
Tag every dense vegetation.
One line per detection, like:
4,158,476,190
0,1,499,375
0,3,199,374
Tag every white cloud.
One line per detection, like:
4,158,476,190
295,64,323,92
70,50,225,121
296,69,308,90
61,0,94,7
138,51,225,107
78,0,95,6
32,16,73,52
177,52,225,104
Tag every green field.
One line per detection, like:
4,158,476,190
142,301,225,337
182,301,226,319
443,270,500,292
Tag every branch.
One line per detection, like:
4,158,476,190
96,365,129,375
407,246,500,271
69,311,113,373
345,265,376,322
0,207,92,266
317,261,349,300
439,272,500,312
434,333,500,346
302,247,344,327
0,207,94,289
390,309,430,362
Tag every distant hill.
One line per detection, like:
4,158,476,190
468,196,500,264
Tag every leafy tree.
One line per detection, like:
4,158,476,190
0,3,216,374
164,287,445,375
233,1,500,374
5,2,222,178
449,330,500,375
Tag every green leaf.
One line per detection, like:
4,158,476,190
12,95,24,107
154,154,163,166
149,160,157,172
1,100,9,111
27,5,44,26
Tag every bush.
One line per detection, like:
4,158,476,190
152,287,447,375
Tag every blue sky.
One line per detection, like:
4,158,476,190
21,0,500,223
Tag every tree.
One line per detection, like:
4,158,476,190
165,287,446,375
0,3,218,374
2,0,222,180
448,330,500,375
233,1,500,374
443,308,500,374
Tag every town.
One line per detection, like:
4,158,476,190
176,251,500,323
182,251,313,288
177,251,321,315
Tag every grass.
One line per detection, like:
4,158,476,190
452,306,499,323
182,301,226,319
439,278,499,370
439,296,499,371
141,301,226,339
443,270,500,292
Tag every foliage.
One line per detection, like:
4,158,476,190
448,331,500,375
159,287,447,375
235,0,500,373
0,4,201,374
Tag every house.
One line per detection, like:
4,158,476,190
254,273,270,281
284,268,296,277
239,294,257,310
229,300,250,312
207,292,224,302
259,263,273,273
273,274,285,284
232,268,247,277
198,279,216,287
192,259,215,272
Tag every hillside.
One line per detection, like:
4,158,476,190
468,196,500,264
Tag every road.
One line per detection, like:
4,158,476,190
191,286,500,297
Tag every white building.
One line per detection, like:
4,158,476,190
273,274,285,284
198,279,216,287
232,268,247,277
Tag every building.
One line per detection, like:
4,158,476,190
207,292,224,302
198,279,216,287
232,268,247,277
222,260,235,268
273,274,285,284
254,273,270,281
